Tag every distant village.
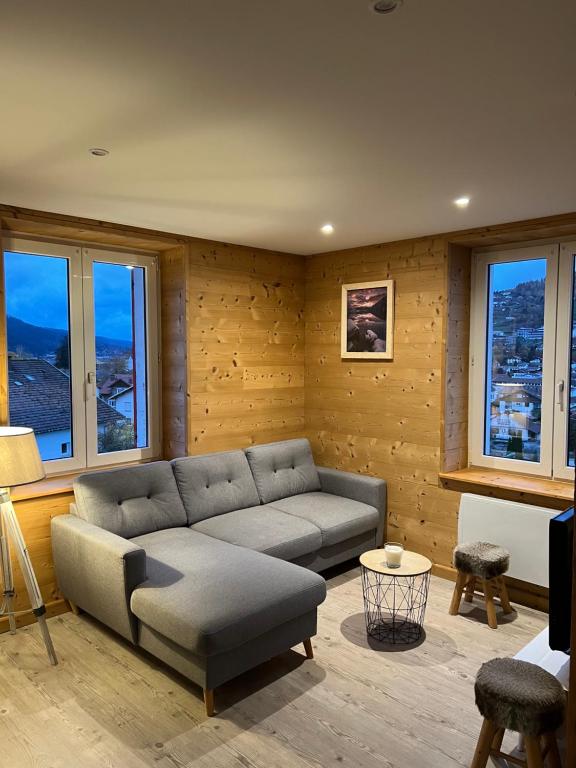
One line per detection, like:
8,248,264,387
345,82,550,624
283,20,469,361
8,345,137,460
489,320,576,462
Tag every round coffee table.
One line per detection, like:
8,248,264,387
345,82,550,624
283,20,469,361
360,549,432,644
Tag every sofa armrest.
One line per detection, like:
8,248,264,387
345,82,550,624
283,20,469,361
51,514,147,643
317,467,387,545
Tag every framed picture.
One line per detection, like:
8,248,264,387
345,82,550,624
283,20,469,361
341,280,394,359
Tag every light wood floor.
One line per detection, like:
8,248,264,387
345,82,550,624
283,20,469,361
0,570,547,768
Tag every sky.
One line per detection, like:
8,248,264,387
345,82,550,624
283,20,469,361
490,258,546,291
5,251,136,340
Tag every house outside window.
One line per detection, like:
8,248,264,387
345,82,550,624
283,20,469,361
469,242,576,480
3,238,160,473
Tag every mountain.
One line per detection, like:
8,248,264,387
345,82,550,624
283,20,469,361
7,316,131,357
493,279,545,334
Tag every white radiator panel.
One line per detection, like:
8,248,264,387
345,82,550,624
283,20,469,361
458,493,558,588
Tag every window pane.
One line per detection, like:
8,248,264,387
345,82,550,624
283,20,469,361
5,251,73,461
568,257,576,468
93,262,148,454
484,259,547,462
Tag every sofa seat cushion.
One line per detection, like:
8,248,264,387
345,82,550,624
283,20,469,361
270,493,379,547
190,505,322,560
130,528,326,657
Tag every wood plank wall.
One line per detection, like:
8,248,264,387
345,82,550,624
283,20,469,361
160,245,189,459
3,205,576,630
305,237,461,567
441,244,471,473
171,240,307,454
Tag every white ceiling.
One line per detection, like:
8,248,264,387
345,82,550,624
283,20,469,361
1,1,575,255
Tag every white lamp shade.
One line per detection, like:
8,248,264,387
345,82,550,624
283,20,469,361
0,427,45,487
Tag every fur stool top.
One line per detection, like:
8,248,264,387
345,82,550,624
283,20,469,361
454,541,509,580
475,658,565,737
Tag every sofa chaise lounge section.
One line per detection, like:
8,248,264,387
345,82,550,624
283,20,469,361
52,439,386,715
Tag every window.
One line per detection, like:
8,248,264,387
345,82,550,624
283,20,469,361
4,238,159,473
470,242,575,480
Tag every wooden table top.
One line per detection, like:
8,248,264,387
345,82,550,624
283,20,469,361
360,549,433,577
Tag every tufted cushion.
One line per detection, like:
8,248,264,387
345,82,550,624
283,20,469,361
475,658,565,736
172,451,260,524
73,462,187,538
454,541,510,580
245,438,321,504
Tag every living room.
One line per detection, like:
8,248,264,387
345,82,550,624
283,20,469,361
0,1,575,766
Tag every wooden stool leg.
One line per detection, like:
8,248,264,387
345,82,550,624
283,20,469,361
542,732,562,768
491,728,505,752
449,570,468,616
482,579,498,629
303,638,314,659
524,736,544,768
498,577,514,615
465,575,476,603
470,718,499,768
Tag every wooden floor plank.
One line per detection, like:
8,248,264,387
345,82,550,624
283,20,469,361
0,572,547,768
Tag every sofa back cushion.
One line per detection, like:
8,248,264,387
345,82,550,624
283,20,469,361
73,461,187,538
245,438,321,504
172,450,261,524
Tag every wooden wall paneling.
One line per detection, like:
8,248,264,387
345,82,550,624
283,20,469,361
0,492,73,632
184,241,306,454
160,245,189,459
304,237,462,562
441,243,471,473
0,205,184,252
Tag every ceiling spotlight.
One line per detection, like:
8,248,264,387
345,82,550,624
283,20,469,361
321,223,335,235
372,0,403,14
89,148,110,157
454,196,470,209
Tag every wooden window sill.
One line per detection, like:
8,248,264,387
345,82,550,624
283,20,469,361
439,467,573,506
10,458,161,502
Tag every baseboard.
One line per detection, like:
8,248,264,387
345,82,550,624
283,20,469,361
0,598,69,634
433,563,549,613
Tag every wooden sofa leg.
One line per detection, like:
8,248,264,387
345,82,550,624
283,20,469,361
303,638,314,659
68,600,81,616
203,688,215,717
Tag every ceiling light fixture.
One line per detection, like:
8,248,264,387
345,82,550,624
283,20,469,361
454,196,470,209
372,0,403,14
89,148,110,157
321,223,335,235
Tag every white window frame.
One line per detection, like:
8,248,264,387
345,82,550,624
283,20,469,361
3,237,160,474
553,241,576,480
469,244,559,477
82,246,160,468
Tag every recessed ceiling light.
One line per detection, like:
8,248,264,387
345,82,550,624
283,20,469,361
89,148,110,157
372,0,403,14
454,196,470,209
321,223,335,235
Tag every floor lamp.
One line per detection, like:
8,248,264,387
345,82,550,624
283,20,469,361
0,426,58,665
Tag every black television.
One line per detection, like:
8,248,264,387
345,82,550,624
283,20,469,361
549,506,574,653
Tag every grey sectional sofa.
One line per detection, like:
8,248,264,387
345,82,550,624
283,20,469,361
52,438,386,715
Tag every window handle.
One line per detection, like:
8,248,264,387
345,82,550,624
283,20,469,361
85,371,97,400
557,379,565,412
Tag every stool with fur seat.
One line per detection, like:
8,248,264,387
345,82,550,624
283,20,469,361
470,658,565,768
449,541,513,629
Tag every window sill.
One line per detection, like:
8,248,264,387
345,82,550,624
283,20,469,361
10,458,160,502
439,467,573,507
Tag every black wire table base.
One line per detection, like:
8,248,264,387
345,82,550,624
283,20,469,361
361,565,431,645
